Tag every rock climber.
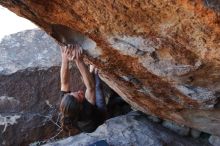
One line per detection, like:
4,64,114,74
59,44,106,135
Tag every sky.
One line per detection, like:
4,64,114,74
0,6,37,40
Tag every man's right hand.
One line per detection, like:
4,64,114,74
61,45,72,61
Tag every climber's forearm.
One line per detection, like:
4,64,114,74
75,59,95,90
60,53,70,91
75,59,96,104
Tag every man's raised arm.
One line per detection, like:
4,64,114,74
60,46,71,92
73,46,96,105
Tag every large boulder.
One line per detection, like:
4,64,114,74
1,0,220,136
0,29,60,75
43,112,210,146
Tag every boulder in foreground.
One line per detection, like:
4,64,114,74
44,112,210,146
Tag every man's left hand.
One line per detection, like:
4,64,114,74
71,44,83,61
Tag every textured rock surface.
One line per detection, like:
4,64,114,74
44,112,210,146
0,30,84,146
1,0,220,136
209,135,220,146
147,115,162,123
162,120,190,136
190,129,202,139
0,29,60,74
0,67,83,146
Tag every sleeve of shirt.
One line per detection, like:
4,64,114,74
60,90,71,99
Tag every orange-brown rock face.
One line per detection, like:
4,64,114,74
1,0,220,136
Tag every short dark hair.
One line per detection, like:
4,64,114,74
60,94,81,132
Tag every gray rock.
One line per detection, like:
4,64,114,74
147,115,162,123
0,66,84,146
191,129,201,139
0,29,61,75
44,112,209,146
162,120,190,136
176,85,217,109
209,135,220,146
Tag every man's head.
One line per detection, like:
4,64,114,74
70,90,84,102
60,92,83,132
